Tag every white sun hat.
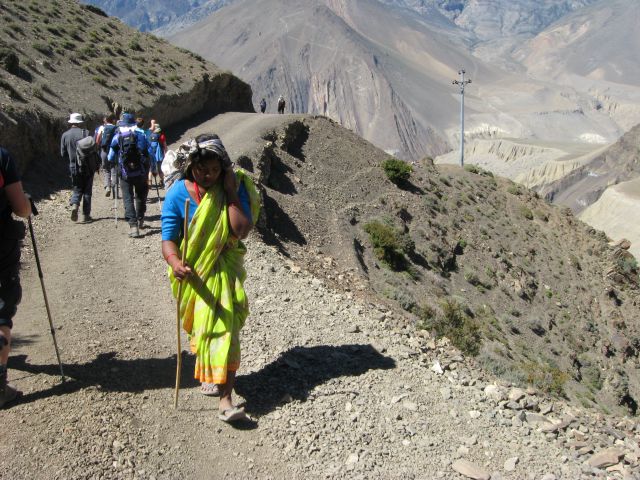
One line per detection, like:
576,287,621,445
68,113,84,124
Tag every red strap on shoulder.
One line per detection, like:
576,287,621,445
0,171,4,189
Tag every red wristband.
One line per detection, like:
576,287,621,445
166,252,178,263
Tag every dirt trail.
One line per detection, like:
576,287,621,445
1,184,282,479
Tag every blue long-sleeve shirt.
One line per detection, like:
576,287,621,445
161,179,251,242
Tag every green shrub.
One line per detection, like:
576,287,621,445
519,205,534,220
0,78,23,100
382,158,412,185
534,209,549,222
0,48,19,75
83,4,108,17
464,164,480,174
92,76,107,87
507,184,523,196
33,42,52,56
616,256,638,275
522,361,568,396
419,299,481,356
129,39,143,51
363,220,412,271
439,176,451,187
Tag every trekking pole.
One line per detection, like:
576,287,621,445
174,198,190,409
27,200,66,383
153,174,162,207
114,172,119,228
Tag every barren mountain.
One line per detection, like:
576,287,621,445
0,0,252,180
81,0,231,33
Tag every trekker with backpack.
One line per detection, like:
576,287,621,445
0,146,32,408
96,113,118,197
60,113,99,223
260,98,267,113
148,124,166,188
277,95,286,114
108,112,151,238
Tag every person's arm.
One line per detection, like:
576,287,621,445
107,133,119,163
224,170,252,239
162,240,191,280
60,134,67,160
161,187,191,279
5,181,31,218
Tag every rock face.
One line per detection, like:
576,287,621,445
580,178,640,261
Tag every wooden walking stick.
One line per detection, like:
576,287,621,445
174,198,190,409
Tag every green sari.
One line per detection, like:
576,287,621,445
169,170,260,384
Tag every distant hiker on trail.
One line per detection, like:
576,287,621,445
148,124,166,188
260,98,267,114
108,112,151,238
161,134,260,423
95,113,118,197
277,95,286,114
0,147,32,408
60,113,99,223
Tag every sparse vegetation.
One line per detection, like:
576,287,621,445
382,158,412,185
419,298,481,356
507,184,523,195
363,219,413,271
0,48,19,75
519,205,534,220
522,361,568,396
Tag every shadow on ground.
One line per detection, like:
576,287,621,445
236,344,395,416
9,344,395,416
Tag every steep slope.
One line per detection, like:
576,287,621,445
0,0,252,185
173,112,640,415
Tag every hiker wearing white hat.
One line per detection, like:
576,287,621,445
67,113,84,124
60,112,95,223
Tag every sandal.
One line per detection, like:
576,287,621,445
218,406,247,423
201,382,220,397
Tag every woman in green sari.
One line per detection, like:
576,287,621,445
161,134,260,422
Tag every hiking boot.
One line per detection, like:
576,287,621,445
105,186,111,197
81,215,93,224
0,370,22,409
138,219,145,230
0,383,22,409
70,205,79,222
129,224,140,238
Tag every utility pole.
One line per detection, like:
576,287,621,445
452,69,472,167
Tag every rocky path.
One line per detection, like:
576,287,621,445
1,181,638,479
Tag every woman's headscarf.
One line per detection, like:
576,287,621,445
164,134,232,190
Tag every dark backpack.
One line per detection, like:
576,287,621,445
76,130,100,173
118,128,143,179
100,124,117,151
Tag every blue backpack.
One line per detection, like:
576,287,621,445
149,132,164,164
